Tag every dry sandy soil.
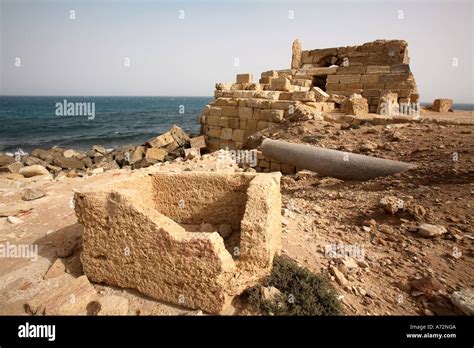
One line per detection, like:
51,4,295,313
0,110,472,316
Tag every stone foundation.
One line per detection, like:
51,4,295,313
74,171,282,314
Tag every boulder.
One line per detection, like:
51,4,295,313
146,132,174,148
145,148,167,162
63,149,85,159
22,188,46,201
170,125,190,147
92,145,108,155
25,156,47,167
377,91,399,115
0,162,24,173
129,146,145,165
432,99,453,113
0,154,15,167
31,149,54,162
53,155,85,170
19,165,49,178
451,288,474,315
190,136,206,149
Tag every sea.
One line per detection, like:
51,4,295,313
0,96,472,154
0,96,211,154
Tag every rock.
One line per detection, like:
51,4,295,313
261,286,282,303
91,167,104,174
170,125,190,147
184,148,200,160
0,203,32,217
330,265,348,287
25,275,97,315
24,156,47,167
95,160,120,171
44,259,66,279
63,149,82,159
200,222,215,232
357,259,369,268
451,288,474,315
46,164,62,174
91,295,129,316
409,276,442,298
31,149,54,163
345,93,369,116
417,223,447,238
146,132,174,148
19,165,49,178
129,146,145,164
218,224,233,239
92,145,108,155
341,257,358,270
291,38,302,69
432,99,452,113
380,195,404,214
189,136,206,149
0,154,15,166
67,170,78,178
360,141,378,152
0,162,24,173
7,216,23,224
52,155,85,170
22,188,46,201
145,148,167,162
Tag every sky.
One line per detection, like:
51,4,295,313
0,0,473,103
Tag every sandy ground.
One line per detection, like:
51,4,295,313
0,109,472,316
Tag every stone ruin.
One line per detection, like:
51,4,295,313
199,39,419,153
74,171,282,314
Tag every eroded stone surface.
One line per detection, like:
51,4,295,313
74,171,281,314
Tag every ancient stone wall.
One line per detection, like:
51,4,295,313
298,40,419,112
199,39,419,151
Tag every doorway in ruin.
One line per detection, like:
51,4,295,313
312,75,328,91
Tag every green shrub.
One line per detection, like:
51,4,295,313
244,255,342,316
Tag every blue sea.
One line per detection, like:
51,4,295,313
0,96,211,153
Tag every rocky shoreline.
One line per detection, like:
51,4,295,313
0,125,206,179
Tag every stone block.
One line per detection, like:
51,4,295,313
432,99,453,112
74,172,282,314
236,73,253,84
239,107,254,120
190,136,206,149
344,93,369,116
311,87,330,102
170,125,190,147
145,148,167,162
210,107,222,116
270,77,291,91
292,91,316,102
232,129,245,143
220,128,233,140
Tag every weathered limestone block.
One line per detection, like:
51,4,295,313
190,136,206,149
146,132,174,148
170,125,190,146
345,93,369,116
220,128,233,140
145,148,167,162
74,172,282,314
311,87,330,102
432,99,453,112
236,74,253,84
291,38,302,69
291,91,315,102
270,77,291,91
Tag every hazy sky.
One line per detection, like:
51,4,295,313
1,0,473,102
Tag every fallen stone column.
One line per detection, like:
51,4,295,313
261,139,415,180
